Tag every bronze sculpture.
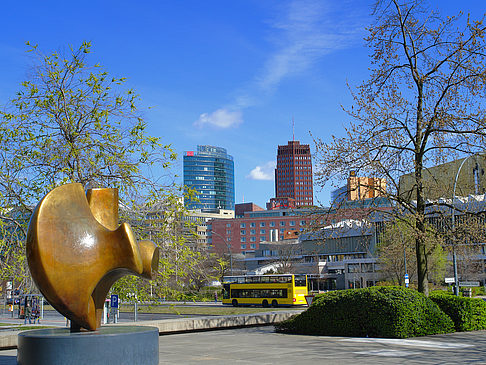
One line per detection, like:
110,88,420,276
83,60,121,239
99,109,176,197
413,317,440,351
26,183,159,331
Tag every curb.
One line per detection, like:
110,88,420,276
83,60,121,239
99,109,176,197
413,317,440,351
0,310,301,350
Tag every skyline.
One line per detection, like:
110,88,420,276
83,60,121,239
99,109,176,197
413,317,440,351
1,0,484,208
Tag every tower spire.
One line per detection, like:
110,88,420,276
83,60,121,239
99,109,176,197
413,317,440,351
292,116,295,141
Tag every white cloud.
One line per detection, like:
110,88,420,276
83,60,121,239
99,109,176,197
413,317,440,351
247,161,276,181
193,108,242,129
196,1,364,128
256,0,362,92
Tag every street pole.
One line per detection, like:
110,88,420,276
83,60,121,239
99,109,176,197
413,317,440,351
451,153,484,296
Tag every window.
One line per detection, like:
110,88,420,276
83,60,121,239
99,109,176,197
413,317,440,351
260,222,265,227
250,222,256,227
240,244,246,249
250,229,256,235
240,223,246,228
240,230,246,235
279,221,286,227
362,263,374,273
250,243,256,249
289,221,295,226
269,222,275,227
226,223,231,227
348,264,360,273
280,228,285,233
250,237,256,242
260,229,266,234
226,230,231,235
300,220,306,226
260,236,265,242
240,237,246,242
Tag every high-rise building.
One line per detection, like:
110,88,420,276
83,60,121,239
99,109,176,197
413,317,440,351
331,171,387,205
273,140,313,208
183,145,235,211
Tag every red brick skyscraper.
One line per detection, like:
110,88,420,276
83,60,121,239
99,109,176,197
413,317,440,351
274,140,313,207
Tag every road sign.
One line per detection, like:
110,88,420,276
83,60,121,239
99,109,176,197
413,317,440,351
305,295,315,307
459,281,480,287
110,294,119,308
445,277,455,284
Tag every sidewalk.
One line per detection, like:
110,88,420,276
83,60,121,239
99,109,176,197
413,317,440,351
2,325,486,364
0,310,301,350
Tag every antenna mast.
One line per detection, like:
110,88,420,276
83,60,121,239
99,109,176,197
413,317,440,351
292,116,295,141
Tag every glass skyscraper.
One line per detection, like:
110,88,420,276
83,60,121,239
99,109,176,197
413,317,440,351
183,145,235,211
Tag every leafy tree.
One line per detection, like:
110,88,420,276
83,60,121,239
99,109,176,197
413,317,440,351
377,217,447,286
0,42,211,299
313,0,486,295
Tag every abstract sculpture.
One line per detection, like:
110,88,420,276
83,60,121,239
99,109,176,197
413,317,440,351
26,183,159,331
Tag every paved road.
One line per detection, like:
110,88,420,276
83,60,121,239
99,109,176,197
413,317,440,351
0,309,210,328
2,325,486,364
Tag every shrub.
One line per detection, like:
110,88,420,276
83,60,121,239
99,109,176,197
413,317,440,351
429,292,486,331
276,286,454,338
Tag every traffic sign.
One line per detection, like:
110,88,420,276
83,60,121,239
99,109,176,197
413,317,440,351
459,281,480,287
305,295,315,306
110,294,119,308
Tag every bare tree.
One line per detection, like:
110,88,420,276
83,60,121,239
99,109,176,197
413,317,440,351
313,0,486,294
377,216,447,286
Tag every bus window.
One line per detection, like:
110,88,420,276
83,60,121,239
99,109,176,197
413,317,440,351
246,276,260,284
294,275,307,287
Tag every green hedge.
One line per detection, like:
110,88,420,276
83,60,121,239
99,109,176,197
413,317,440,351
430,292,486,332
276,286,454,338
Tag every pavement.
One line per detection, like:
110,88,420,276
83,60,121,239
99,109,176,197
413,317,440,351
1,325,486,364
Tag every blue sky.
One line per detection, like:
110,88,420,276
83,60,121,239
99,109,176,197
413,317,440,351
1,0,484,208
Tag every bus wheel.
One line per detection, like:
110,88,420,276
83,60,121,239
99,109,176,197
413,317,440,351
232,299,238,307
271,300,278,308
262,300,269,308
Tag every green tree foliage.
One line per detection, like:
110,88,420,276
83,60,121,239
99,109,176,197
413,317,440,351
0,42,211,299
377,217,447,286
313,0,486,295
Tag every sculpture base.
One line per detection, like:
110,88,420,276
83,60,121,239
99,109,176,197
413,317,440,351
17,326,159,365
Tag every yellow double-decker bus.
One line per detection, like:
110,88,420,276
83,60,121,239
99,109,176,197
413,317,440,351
222,274,308,307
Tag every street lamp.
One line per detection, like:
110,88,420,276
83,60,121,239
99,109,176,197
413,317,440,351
211,230,233,275
451,153,485,296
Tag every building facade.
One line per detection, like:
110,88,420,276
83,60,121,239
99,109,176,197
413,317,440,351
183,145,235,211
274,140,313,207
331,171,387,205
184,209,234,250
208,208,318,256
399,155,486,201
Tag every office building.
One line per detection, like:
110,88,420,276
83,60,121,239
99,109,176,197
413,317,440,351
183,145,235,211
274,140,313,208
331,171,386,205
399,155,486,201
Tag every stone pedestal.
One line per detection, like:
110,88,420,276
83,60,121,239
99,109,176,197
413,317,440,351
17,326,158,365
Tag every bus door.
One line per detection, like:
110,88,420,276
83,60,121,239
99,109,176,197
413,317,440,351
222,284,231,299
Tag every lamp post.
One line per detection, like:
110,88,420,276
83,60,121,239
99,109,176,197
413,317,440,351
451,153,485,296
211,230,233,275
